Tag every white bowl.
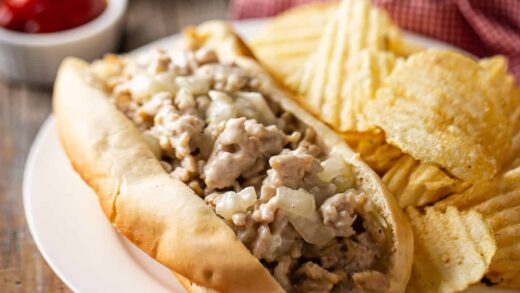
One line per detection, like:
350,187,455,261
0,0,127,85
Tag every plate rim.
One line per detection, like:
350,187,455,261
23,115,82,290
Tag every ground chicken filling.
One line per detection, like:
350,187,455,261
91,48,390,292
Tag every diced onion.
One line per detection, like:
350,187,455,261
318,158,345,181
278,187,317,219
215,187,257,220
91,59,122,81
154,71,178,94
318,157,354,192
175,76,211,95
207,90,237,125
277,187,335,246
235,92,276,125
129,74,163,103
285,214,336,246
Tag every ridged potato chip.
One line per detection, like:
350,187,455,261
389,37,424,57
343,130,404,173
250,0,421,84
436,167,520,288
510,106,520,169
344,131,469,207
479,56,520,170
249,2,336,81
406,206,496,293
383,155,469,208
365,49,512,182
286,0,402,131
338,50,400,131
479,56,519,120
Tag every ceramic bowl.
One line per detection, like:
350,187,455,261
0,0,127,85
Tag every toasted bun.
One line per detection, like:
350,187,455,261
53,21,413,293
175,272,218,293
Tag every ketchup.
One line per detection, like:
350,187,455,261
0,0,106,33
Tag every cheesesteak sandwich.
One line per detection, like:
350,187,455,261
53,21,412,293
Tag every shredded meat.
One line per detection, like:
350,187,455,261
317,241,343,269
250,211,301,262
101,47,390,293
152,104,205,159
352,270,390,291
136,91,172,127
253,195,280,223
203,117,287,190
251,224,276,260
294,262,341,293
196,63,251,92
344,233,381,273
320,192,357,237
260,146,336,202
274,256,293,291
234,213,257,244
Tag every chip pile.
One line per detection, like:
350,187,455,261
250,3,336,82
436,167,520,288
279,0,401,131
250,0,520,291
406,207,496,293
367,50,513,183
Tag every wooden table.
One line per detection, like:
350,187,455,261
0,0,228,291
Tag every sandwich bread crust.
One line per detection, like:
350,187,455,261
53,22,413,292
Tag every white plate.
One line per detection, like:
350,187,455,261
24,19,512,293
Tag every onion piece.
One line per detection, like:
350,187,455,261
207,90,238,125
318,157,355,192
129,74,164,103
235,92,276,125
277,187,335,246
215,187,257,220
175,76,211,95
154,71,178,93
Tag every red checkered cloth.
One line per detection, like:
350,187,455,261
231,0,520,84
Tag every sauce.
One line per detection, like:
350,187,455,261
0,0,106,33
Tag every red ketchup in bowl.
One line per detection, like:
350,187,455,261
0,0,106,33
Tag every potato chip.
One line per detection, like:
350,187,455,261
479,56,519,119
406,206,496,293
250,1,419,84
365,49,513,182
389,37,424,57
249,3,336,81
344,130,404,174
383,155,469,208
287,0,403,131
479,56,520,170
435,167,520,288
289,49,400,131
342,52,518,208
343,130,469,207
510,109,520,169
338,50,401,131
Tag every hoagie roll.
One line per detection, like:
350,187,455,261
53,21,412,293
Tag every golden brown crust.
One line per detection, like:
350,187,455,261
53,22,413,292
175,272,218,293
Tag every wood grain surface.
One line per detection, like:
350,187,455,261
0,0,228,292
